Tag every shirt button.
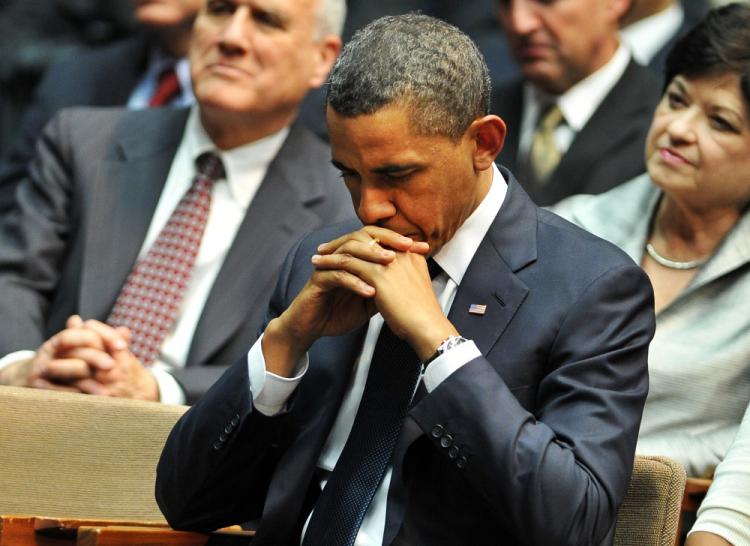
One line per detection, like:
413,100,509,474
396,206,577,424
431,425,445,438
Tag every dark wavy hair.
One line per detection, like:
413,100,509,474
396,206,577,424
665,3,750,109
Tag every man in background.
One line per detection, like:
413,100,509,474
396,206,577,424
0,0,204,212
491,0,662,206
0,0,352,405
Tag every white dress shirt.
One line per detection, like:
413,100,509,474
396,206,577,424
127,46,195,109
246,163,508,545
620,3,684,66
0,107,288,405
518,45,631,161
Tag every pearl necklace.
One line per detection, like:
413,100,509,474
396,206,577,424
645,243,707,270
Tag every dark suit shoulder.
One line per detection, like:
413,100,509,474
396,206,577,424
35,35,150,107
536,207,643,284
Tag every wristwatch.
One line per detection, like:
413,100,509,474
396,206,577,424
422,335,467,370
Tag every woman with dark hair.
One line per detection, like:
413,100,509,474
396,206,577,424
552,1,750,480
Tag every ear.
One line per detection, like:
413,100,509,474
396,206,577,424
609,0,632,24
308,35,343,89
467,115,506,172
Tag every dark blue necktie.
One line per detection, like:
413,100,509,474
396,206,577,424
302,258,441,546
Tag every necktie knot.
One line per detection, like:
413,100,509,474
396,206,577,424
149,66,181,107
196,152,225,182
427,257,442,280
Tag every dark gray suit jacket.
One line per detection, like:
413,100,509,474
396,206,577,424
156,171,655,545
491,60,662,206
0,35,152,213
0,106,354,403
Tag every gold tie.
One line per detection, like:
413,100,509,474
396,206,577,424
529,103,564,183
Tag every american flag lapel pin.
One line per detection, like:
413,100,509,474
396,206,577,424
468,303,487,315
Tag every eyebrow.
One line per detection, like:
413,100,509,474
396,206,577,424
330,160,423,175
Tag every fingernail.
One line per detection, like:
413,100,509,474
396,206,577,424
112,339,127,350
381,249,395,258
311,254,321,264
317,243,328,251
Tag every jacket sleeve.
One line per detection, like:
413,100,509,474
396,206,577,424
0,110,78,354
408,263,654,546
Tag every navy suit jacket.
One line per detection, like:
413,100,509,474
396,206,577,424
156,171,655,545
491,60,662,207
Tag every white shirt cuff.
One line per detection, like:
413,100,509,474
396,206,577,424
149,362,187,405
422,339,481,392
247,333,307,416
0,350,35,372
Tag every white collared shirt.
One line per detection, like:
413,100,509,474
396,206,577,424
0,107,288,405
620,3,684,66
246,163,508,545
518,45,632,161
127,46,195,109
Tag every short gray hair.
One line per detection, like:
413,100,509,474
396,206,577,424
326,13,491,140
317,0,347,38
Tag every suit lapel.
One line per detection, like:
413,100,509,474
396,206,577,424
187,125,336,366
79,109,189,320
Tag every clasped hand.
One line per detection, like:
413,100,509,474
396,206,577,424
263,227,458,377
2,315,159,401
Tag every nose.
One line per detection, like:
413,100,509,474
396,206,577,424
218,8,250,56
499,0,540,36
356,183,397,226
666,108,698,145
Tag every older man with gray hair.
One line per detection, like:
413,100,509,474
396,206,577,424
157,13,654,546
0,0,352,405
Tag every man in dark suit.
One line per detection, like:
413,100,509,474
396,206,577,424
491,0,662,206
0,0,203,213
156,14,655,545
0,0,352,404
620,0,708,74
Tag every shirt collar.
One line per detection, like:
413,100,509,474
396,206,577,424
432,163,508,285
524,44,631,132
620,3,684,65
184,106,290,205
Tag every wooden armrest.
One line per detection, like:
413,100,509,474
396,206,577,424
1,515,168,546
682,478,713,512
76,525,253,546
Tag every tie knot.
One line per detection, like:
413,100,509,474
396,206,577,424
196,152,225,182
149,66,181,107
427,257,442,280
538,103,564,131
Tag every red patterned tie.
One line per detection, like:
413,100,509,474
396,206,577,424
149,66,181,107
107,153,225,365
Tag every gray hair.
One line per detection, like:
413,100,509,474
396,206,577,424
326,13,491,140
317,0,347,38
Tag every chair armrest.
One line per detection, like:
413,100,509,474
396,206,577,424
682,478,713,512
76,525,253,546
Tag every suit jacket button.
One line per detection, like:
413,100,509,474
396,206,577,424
231,415,240,427
212,441,223,451
440,434,453,448
431,425,445,438
219,433,228,442
456,456,468,469
448,445,460,459
224,424,234,435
